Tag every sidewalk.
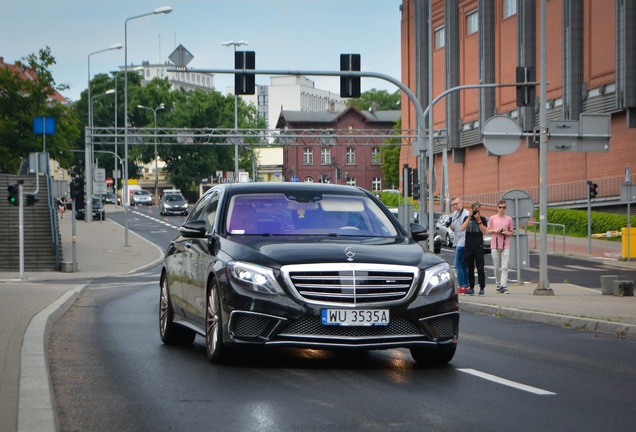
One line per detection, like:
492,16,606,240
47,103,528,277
0,206,164,432
0,208,634,432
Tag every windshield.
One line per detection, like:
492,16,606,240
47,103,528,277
226,193,398,237
164,194,185,203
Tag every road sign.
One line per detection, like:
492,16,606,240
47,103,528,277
94,168,106,182
481,115,522,156
291,175,299,182
169,44,194,68
501,189,534,226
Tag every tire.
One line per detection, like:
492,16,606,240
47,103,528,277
206,280,228,364
160,275,196,345
410,346,456,367
445,233,452,247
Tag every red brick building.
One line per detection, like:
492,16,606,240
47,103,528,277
276,106,400,191
400,0,636,211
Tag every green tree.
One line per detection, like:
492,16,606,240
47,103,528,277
381,118,402,188
0,47,79,173
348,88,401,111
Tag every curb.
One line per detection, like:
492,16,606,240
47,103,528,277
460,302,635,338
18,284,87,432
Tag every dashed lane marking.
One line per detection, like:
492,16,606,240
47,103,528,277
459,368,556,395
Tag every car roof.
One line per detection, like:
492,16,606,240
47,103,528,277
206,182,370,198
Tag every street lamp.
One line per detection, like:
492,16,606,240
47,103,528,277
90,89,116,128
221,40,248,180
137,103,165,205
124,6,173,246
87,43,122,224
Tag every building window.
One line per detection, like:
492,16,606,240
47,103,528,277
346,148,356,164
346,177,356,186
303,148,313,165
503,0,516,19
303,176,314,183
321,148,331,165
372,177,381,191
435,26,445,49
371,147,381,164
466,10,479,35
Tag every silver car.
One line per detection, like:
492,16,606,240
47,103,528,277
160,192,189,216
131,189,152,206
436,213,454,247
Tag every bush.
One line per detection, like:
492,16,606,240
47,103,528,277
532,208,635,239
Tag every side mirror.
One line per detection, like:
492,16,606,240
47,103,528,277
179,219,207,238
409,222,429,242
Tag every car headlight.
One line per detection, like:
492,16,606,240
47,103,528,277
227,261,284,295
420,262,455,295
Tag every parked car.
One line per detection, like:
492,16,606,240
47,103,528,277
159,191,189,216
101,192,119,205
76,197,106,221
436,212,491,252
436,213,454,247
131,189,152,206
160,183,459,366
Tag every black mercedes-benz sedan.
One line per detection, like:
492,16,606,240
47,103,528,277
160,182,459,366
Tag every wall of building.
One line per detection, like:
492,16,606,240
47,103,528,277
400,0,636,208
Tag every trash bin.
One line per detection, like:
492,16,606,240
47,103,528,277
622,227,636,259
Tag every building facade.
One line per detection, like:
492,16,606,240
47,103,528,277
127,61,215,93
400,0,636,211
276,106,400,191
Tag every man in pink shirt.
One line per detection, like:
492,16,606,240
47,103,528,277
487,200,514,293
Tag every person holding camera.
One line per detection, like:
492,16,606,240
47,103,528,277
460,201,488,295
448,196,469,294
487,200,514,293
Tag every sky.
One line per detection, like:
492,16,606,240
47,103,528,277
2,0,404,102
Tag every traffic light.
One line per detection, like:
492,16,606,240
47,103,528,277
412,168,420,200
235,51,255,95
7,184,19,206
70,177,79,199
516,66,536,107
340,54,361,98
26,195,39,206
588,180,598,199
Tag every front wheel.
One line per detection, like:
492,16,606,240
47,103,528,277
410,346,456,367
206,281,228,364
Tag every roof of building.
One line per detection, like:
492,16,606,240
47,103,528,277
276,105,401,129
0,56,69,104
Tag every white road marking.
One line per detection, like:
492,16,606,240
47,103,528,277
458,368,556,395
564,265,604,271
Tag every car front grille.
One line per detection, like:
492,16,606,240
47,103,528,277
278,317,423,338
283,263,418,306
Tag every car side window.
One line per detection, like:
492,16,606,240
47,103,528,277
186,193,213,222
203,192,219,231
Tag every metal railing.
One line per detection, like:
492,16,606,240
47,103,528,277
524,221,566,253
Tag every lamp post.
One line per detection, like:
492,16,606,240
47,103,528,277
137,103,164,205
87,43,122,224
92,88,117,196
124,6,173,246
110,72,119,196
221,40,248,180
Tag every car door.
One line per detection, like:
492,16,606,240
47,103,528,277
181,191,220,324
166,193,212,319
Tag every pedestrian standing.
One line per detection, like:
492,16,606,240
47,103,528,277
461,201,488,296
487,200,514,293
449,196,470,294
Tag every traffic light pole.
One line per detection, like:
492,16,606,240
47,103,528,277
18,182,24,279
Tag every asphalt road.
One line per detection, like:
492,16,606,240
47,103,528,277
47,206,636,432
49,274,636,432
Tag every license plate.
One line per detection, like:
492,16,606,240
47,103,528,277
321,309,389,326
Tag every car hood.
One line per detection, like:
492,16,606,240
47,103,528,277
219,236,444,269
